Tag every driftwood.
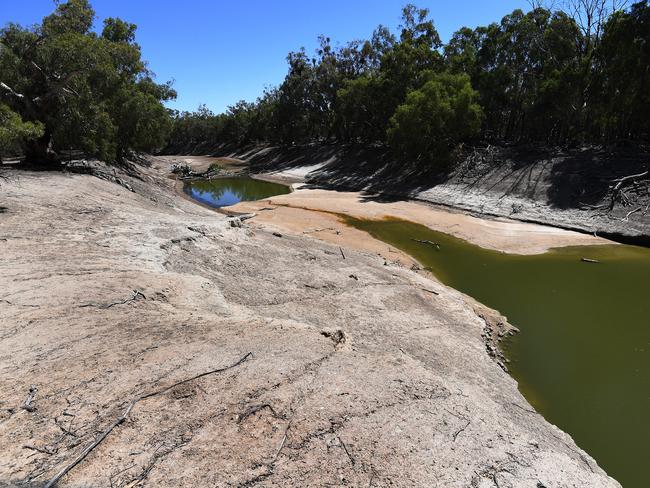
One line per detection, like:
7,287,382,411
581,258,601,264
623,207,643,221
303,227,335,234
21,385,38,412
421,288,440,296
43,352,253,488
339,247,346,260
79,289,145,309
608,170,649,210
411,239,440,250
227,213,256,222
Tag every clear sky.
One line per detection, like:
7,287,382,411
1,1,530,113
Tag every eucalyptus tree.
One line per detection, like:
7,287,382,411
0,0,175,165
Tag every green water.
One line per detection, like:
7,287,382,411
183,177,290,208
346,216,649,487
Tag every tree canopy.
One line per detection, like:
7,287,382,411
168,1,650,169
0,0,175,164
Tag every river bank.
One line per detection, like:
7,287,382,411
172,155,649,486
196,143,650,245
0,157,619,486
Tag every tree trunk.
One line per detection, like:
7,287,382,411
24,129,59,167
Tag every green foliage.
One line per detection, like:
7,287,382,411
169,2,648,164
387,72,483,164
0,0,175,164
0,103,44,156
594,1,650,140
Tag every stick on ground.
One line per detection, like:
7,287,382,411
43,352,253,488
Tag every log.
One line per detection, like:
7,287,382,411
411,239,440,250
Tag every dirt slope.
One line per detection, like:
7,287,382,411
0,160,619,487
209,143,650,243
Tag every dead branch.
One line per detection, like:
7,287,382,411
623,207,643,221
611,171,649,186
337,435,355,465
237,403,281,423
227,213,256,222
609,170,649,210
272,427,289,463
421,288,440,296
411,239,440,250
303,227,335,234
79,289,145,309
581,258,600,263
43,352,253,488
23,444,55,455
21,385,38,412
339,247,346,260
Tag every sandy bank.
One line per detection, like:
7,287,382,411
0,158,618,486
231,186,612,255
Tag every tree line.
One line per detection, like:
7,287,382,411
1,1,648,168
0,0,175,165
168,1,650,165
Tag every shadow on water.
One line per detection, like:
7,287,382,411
345,216,649,488
183,177,290,208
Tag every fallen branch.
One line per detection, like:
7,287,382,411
43,352,253,488
227,213,256,222
421,288,440,296
623,207,643,221
303,227,335,234
23,444,55,455
237,403,281,423
609,170,649,210
581,258,600,264
339,247,346,260
79,290,145,309
411,239,440,250
21,385,38,412
611,171,649,187
337,435,355,465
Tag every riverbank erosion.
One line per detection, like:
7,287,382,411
204,143,650,245
0,161,619,486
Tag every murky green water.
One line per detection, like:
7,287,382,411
184,177,290,208
346,216,649,487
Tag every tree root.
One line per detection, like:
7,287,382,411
43,352,253,488
79,289,145,309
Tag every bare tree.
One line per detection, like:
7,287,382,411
528,0,629,52
560,0,629,51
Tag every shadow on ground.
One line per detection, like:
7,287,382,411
211,143,649,212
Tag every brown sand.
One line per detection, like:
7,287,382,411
231,185,613,256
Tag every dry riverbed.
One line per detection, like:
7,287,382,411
0,157,619,487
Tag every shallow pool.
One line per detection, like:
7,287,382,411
183,177,290,208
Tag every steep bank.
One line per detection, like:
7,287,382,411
0,159,618,486
205,143,650,244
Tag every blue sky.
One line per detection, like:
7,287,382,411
1,1,529,113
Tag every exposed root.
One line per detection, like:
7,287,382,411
43,352,253,488
21,385,38,412
79,289,145,309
